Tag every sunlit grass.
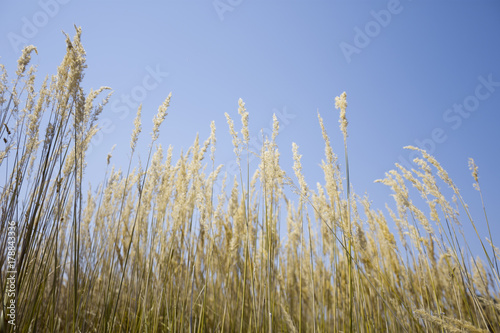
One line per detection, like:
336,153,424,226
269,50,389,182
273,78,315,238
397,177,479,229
1,28,499,332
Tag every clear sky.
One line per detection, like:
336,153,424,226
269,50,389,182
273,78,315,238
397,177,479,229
1,1,499,258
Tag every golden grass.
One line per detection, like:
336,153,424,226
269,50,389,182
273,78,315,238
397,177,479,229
0,28,499,332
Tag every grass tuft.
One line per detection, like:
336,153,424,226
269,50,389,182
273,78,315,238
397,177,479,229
1,29,499,332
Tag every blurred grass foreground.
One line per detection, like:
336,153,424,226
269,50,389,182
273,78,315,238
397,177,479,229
1,28,499,333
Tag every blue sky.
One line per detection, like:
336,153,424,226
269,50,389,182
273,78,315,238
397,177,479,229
1,1,499,258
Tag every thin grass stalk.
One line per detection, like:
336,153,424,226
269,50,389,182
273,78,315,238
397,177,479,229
238,149,250,333
307,215,317,333
472,171,499,276
299,218,303,333
110,95,170,331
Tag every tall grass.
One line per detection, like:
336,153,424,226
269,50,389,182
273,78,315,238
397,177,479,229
1,29,499,332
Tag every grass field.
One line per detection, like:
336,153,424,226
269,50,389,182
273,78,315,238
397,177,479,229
1,28,499,333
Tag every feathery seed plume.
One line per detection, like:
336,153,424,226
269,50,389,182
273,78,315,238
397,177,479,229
210,120,216,162
468,158,480,191
151,93,171,142
237,98,249,145
335,91,348,139
16,45,37,76
131,105,142,152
